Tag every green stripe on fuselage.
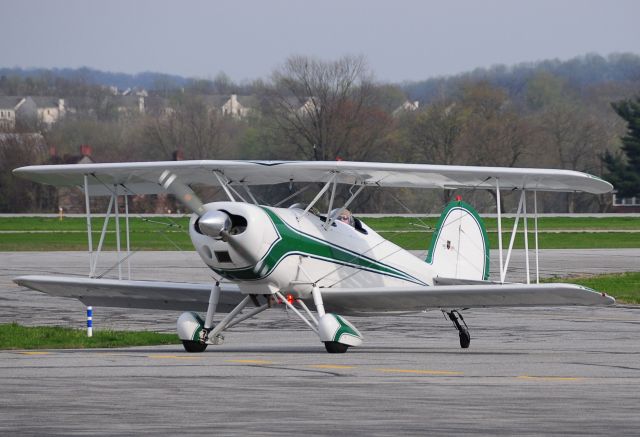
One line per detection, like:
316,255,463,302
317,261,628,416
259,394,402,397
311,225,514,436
211,208,425,285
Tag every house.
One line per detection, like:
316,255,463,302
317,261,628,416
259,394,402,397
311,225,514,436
221,94,255,118
0,97,19,131
32,97,66,126
611,192,640,213
296,97,319,117
392,100,420,117
114,95,146,115
51,144,96,213
0,96,66,130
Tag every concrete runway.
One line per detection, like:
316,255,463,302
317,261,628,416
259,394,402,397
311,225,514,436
1,250,639,435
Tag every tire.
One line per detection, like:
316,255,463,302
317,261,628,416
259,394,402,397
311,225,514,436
459,330,471,349
324,341,349,354
182,340,208,353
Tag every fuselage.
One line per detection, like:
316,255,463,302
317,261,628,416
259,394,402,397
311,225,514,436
189,202,435,296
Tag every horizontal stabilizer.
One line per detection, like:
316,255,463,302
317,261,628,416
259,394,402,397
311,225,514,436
13,275,244,312
320,283,614,314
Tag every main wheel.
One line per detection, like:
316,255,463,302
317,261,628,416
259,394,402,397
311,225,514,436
324,341,349,354
182,340,208,353
459,329,471,349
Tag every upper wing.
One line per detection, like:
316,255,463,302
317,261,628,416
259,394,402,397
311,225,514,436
13,160,612,195
13,275,245,312
320,283,614,314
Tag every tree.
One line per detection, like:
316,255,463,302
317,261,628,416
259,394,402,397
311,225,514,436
0,134,56,212
139,94,235,160
603,96,640,198
261,55,391,161
402,100,467,204
538,103,607,212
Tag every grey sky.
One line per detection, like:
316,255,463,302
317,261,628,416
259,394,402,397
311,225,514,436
1,0,638,82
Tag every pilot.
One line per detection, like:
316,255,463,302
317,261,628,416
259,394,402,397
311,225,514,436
334,208,355,227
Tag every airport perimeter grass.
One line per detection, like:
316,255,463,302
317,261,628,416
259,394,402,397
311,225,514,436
545,272,640,305
0,322,179,350
0,216,638,250
1,215,638,231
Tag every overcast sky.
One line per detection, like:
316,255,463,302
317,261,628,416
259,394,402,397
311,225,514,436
1,0,638,82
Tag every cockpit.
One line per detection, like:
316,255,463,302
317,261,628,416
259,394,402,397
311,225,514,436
288,204,367,234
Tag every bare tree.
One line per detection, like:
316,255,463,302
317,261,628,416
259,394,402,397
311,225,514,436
0,134,55,212
261,55,390,161
139,95,232,160
539,103,608,211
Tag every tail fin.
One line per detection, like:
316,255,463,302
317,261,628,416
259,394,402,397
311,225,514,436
426,200,490,281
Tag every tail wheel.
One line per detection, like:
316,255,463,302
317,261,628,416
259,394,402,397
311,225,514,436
182,340,208,353
459,329,471,349
324,341,349,354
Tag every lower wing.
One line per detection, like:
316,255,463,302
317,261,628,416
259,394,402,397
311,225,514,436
321,283,614,314
13,275,244,312
14,275,614,315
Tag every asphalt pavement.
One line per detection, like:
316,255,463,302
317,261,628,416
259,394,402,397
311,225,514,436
0,250,639,435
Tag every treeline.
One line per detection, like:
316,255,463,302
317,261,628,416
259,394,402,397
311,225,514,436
404,53,640,103
0,67,189,92
1,53,639,214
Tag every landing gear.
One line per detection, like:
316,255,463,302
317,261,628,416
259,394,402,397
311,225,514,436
446,310,471,349
324,341,349,354
182,340,208,353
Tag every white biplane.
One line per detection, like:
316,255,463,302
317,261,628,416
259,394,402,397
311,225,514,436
12,160,614,353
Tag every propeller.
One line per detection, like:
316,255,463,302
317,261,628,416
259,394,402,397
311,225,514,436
159,170,206,216
159,170,258,266
219,228,259,266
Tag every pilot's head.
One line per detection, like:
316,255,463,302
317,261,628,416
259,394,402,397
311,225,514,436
333,208,354,227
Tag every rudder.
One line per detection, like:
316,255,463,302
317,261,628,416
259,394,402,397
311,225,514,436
426,200,490,281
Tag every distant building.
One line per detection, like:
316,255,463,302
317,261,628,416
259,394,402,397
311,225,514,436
51,144,96,213
32,97,66,126
0,97,19,131
114,95,146,115
296,97,319,117
221,94,255,119
611,192,640,213
392,100,420,117
0,96,66,130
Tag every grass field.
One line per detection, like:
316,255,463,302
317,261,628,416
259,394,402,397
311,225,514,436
546,272,640,305
363,215,640,231
382,231,640,250
0,216,638,251
1,215,638,232
0,323,179,350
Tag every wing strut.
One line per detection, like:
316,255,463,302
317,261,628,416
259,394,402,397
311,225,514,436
325,184,366,228
302,172,337,218
495,183,540,285
83,174,94,277
82,180,134,280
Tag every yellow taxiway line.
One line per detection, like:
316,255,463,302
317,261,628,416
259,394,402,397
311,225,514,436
517,375,585,381
375,368,463,375
225,359,274,365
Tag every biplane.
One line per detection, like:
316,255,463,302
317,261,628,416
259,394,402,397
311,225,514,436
12,160,614,353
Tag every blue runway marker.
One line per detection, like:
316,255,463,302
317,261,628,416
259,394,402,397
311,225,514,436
87,306,93,337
